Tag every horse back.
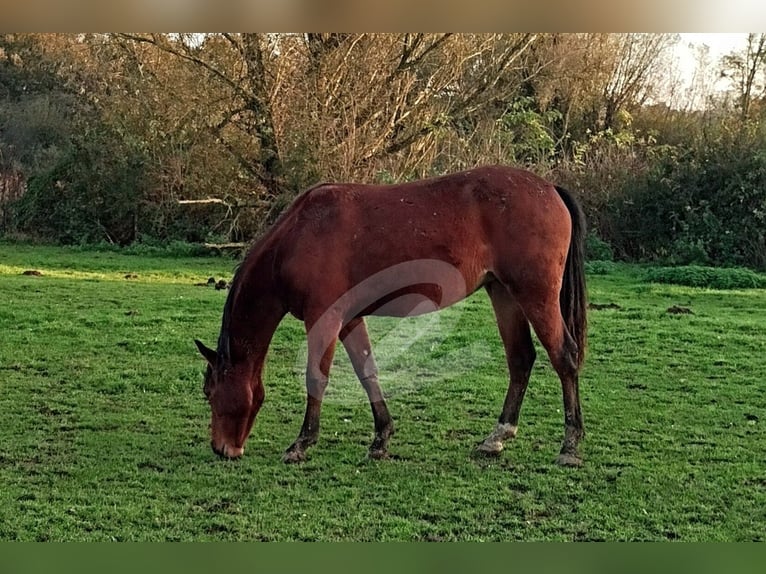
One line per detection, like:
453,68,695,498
272,166,572,320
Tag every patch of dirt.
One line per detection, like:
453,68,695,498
124,273,138,279
21,269,42,276
194,277,229,289
137,460,167,473
667,305,693,315
588,302,622,310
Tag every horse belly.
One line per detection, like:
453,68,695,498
357,271,481,318
369,293,440,317
364,287,443,318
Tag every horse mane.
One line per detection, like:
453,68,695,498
216,262,243,362
217,181,330,362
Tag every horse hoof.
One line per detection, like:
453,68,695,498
282,449,307,464
476,440,504,455
368,448,389,460
555,453,582,467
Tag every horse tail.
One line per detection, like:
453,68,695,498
555,185,588,369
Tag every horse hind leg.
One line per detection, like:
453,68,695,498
340,318,394,459
478,281,536,455
523,296,585,467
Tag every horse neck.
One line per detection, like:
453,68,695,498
220,253,286,372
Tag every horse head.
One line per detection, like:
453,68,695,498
195,339,264,459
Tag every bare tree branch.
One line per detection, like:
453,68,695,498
116,33,249,101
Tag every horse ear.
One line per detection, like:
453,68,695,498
194,339,217,366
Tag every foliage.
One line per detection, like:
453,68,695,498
584,260,619,276
0,34,63,101
585,231,614,262
603,121,766,269
13,127,148,245
495,97,561,165
645,265,766,290
0,94,74,174
3,33,681,244
67,239,226,258
1,245,765,540
5,32,766,272
0,35,79,182
552,125,658,251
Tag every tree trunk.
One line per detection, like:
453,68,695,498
240,34,287,199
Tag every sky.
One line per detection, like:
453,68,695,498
678,33,749,55
663,33,751,106
677,33,749,65
676,33,750,84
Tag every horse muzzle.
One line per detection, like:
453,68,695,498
211,441,244,459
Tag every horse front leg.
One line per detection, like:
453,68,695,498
283,317,339,463
341,318,394,459
283,381,328,463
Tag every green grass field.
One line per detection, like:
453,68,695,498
1,243,765,541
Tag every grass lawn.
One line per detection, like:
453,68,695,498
0,243,764,541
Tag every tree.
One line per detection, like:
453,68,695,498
721,33,766,121
1,34,82,234
280,33,543,179
598,34,679,131
86,34,547,225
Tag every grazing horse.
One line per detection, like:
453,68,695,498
195,165,587,466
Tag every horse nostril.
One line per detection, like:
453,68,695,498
211,441,243,459
222,444,244,459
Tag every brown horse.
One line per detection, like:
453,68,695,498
195,165,588,466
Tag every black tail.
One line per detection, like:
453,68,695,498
555,185,588,368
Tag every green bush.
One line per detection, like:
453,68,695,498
668,236,710,266
645,265,766,289
585,260,618,275
8,124,227,247
13,127,147,245
606,122,766,270
122,239,229,258
497,97,561,165
585,231,614,261
552,129,658,261
68,238,230,258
